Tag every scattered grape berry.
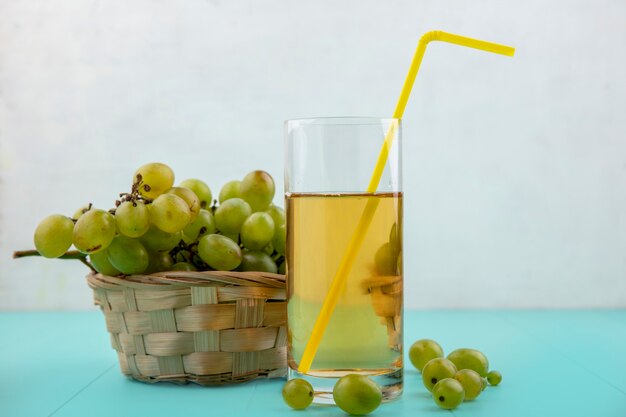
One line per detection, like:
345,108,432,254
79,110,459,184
487,370,502,386
409,339,444,372
282,378,314,410
333,374,382,416
432,378,465,410
422,358,458,392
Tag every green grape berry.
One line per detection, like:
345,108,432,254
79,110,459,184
432,378,465,410
115,201,150,238
454,369,483,401
107,236,149,275
487,370,502,386
333,374,382,416
72,204,91,220
265,205,285,227
272,223,286,255
240,170,275,212
278,260,286,275
167,186,200,222
240,212,275,251
197,234,242,271
214,198,251,234
282,378,314,410
34,214,74,258
238,251,278,273
89,250,121,276
145,250,174,274
219,180,241,203
447,348,490,377
422,358,458,392
182,209,216,243
139,227,182,252
179,178,212,209
134,162,175,200
73,209,116,254
150,193,191,233
409,339,444,372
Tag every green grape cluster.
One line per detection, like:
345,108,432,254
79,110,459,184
409,338,502,410
31,163,286,276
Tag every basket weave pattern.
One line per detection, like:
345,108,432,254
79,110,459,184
88,270,287,385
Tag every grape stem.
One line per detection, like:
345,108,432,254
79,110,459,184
13,249,97,272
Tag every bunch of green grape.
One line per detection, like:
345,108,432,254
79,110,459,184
32,162,286,276
409,339,502,410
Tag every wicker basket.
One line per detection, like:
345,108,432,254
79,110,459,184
87,270,287,385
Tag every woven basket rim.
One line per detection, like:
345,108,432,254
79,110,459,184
87,270,286,291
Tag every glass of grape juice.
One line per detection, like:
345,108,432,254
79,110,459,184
285,117,403,404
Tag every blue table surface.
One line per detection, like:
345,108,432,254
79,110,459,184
1,310,625,417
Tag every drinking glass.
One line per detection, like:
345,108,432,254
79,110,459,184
285,117,403,403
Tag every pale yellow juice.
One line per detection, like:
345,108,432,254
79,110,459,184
286,192,403,398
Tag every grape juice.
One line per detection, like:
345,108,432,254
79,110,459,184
286,192,403,403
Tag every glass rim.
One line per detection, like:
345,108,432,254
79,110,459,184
285,116,400,127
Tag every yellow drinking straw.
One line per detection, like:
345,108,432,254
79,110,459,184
297,30,515,374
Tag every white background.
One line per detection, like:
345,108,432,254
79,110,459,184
1,0,624,310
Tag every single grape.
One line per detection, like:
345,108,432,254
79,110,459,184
139,227,182,252
182,209,216,242
240,170,275,212
89,250,121,276
167,186,200,222
72,204,91,220
272,223,286,255
179,178,212,209
150,193,191,233
265,204,285,227
487,370,502,386
432,378,465,410
454,369,483,401
214,198,252,234
115,201,150,238
333,374,382,416
447,348,490,378
145,250,174,274
107,236,149,275
282,378,314,410
422,358,458,392
197,234,242,270
171,262,198,271
134,162,175,199
278,260,286,275
409,339,444,372
238,251,278,273
374,242,398,275
33,215,74,258
73,209,116,254
219,180,241,203
240,212,275,251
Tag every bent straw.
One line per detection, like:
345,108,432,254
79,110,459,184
297,30,515,374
